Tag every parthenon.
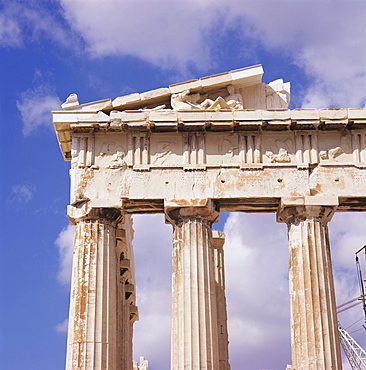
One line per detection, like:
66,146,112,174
53,64,366,369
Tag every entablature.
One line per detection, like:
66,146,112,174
53,65,366,215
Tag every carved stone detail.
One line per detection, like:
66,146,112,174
99,141,115,156
151,140,176,165
128,133,150,168
266,79,290,109
109,146,127,169
171,85,243,111
352,132,366,163
266,148,291,163
295,133,318,164
239,134,261,164
318,135,352,162
72,136,96,169
183,132,206,168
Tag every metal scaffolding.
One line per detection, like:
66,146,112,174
338,325,366,369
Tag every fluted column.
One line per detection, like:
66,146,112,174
166,200,220,370
66,207,123,370
212,231,230,370
277,197,342,370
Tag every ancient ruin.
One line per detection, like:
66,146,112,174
53,64,366,369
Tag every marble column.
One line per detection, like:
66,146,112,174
66,207,124,370
116,219,138,370
166,201,220,370
212,231,230,370
117,270,137,370
277,197,342,370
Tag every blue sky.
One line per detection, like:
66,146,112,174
1,1,366,369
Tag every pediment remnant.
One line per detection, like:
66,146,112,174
61,64,290,113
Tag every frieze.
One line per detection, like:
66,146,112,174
68,129,366,173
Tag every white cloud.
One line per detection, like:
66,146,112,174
330,212,366,273
10,184,35,203
0,10,22,47
132,214,172,366
59,0,220,71
223,213,292,369
17,84,62,136
296,9,366,108
0,2,80,50
55,318,69,334
55,224,75,286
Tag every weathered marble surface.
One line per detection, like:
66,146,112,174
54,98,366,214
66,209,137,370
62,121,366,214
54,65,366,370
278,197,342,369
167,201,220,370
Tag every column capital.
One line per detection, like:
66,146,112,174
68,203,123,224
212,230,225,249
164,198,219,225
277,196,338,225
